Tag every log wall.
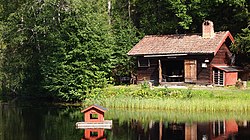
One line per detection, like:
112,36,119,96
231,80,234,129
137,58,159,85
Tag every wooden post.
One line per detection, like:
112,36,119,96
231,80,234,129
159,59,162,84
159,120,162,140
185,123,197,140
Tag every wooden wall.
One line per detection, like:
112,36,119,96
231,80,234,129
196,57,212,84
83,129,105,140
136,55,214,85
210,43,233,83
185,55,213,84
84,109,104,122
137,58,159,85
211,43,232,65
225,72,238,86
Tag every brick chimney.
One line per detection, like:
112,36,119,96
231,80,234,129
202,20,215,38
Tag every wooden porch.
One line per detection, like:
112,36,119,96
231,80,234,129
158,59,197,84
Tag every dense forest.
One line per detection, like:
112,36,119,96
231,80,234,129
0,0,249,102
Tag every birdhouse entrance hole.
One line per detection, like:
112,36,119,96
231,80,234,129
90,113,98,119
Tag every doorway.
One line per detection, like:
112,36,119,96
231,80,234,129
161,60,184,82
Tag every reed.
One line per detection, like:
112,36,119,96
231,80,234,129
105,108,250,123
83,83,250,112
99,97,250,112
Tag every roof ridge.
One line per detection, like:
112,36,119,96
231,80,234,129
81,104,107,113
144,31,228,37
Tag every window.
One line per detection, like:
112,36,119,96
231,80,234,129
138,58,150,67
90,113,98,119
213,69,224,86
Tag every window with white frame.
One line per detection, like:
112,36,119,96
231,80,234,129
213,69,224,86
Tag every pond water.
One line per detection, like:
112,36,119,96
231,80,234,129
1,99,250,140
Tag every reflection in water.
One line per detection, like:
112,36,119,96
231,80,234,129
1,101,250,140
0,101,83,140
108,119,250,140
192,120,238,140
81,128,106,140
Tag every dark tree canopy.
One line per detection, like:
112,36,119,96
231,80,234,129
0,0,249,101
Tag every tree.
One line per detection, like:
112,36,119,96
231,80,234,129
128,0,249,34
0,0,116,101
234,26,250,55
111,0,142,83
0,0,249,101
40,0,115,101
231,23,250,66
111,15,141,83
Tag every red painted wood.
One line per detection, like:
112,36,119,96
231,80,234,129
82,129,106,140
225,72,238,86
225,120,238,134
212,120,238,140
84,108,105,122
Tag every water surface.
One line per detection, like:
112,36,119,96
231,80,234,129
1,100,250,140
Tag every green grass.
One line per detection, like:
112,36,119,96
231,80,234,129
83,82,250,112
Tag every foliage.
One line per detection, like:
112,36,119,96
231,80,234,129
230,20,250,68
0,0,249,102
233,24,250,55
39,0,115,101
111,1,142,83
111,15,141,82
1,0,42,93
0,0,142,101
131,0,249,34
0,101,82,140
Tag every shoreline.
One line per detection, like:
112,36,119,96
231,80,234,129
84,84,250,112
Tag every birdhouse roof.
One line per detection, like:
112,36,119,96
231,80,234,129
81,104,107,113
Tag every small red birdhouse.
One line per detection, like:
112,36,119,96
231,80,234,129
81,104,107,123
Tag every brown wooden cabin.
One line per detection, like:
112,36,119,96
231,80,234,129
128,20,240,86
81,104,107,123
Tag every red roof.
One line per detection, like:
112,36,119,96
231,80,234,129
81,104,107,113
128,31,234,56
